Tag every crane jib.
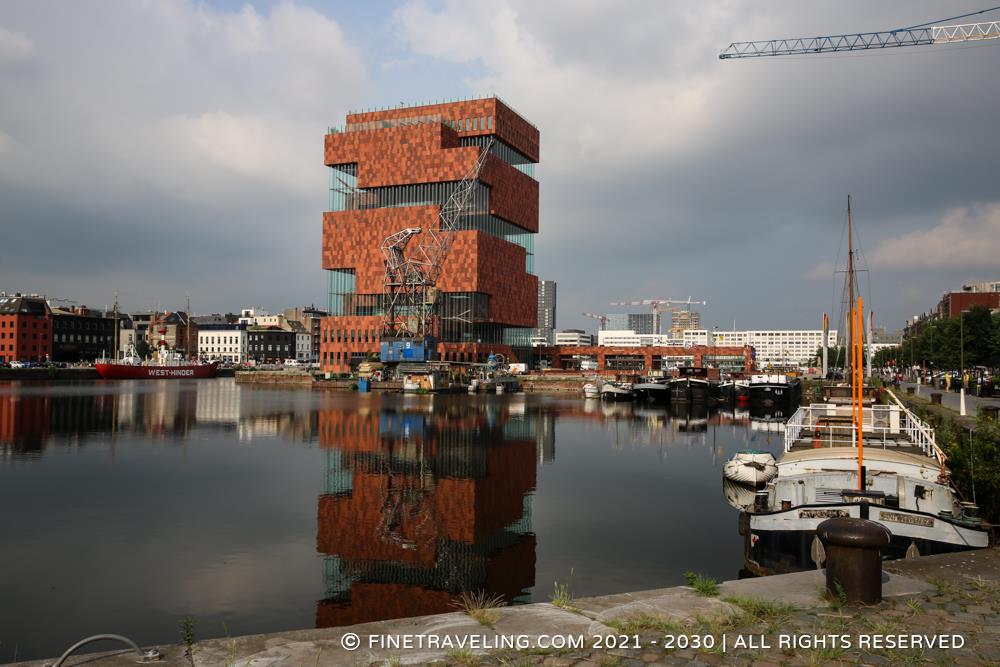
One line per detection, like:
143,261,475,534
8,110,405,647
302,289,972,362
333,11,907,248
719,21,1000,59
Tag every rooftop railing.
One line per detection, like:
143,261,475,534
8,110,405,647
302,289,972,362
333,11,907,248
784,395,945,468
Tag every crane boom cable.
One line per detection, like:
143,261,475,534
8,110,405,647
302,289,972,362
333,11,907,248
896,4,1000,31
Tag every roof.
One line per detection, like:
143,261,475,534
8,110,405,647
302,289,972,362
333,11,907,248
0,294,51,317
191,314,227,325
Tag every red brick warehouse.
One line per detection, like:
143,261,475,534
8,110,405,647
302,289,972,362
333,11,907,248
320,97,540,373
0,294,52,364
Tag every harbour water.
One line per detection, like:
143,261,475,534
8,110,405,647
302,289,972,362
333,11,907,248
0,379,788,662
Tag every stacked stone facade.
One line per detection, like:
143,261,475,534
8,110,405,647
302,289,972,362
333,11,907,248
321,98,539,373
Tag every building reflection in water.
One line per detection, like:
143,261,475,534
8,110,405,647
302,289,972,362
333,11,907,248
315,395,537,628
0,380,319,462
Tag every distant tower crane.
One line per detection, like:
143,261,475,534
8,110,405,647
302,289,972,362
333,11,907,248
582,312,609,330
608,297,707,335
719,6,1000,59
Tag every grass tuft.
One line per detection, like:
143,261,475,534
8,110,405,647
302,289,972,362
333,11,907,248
684,571,719,597
722,595,795,623
453,590,506,627
819,580,848,610
928,576,954,596
905,597,925,616
551,568,579,612
447,648,479,667
602,613,686,634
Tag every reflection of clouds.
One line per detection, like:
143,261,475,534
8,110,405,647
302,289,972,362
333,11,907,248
159,539,318,616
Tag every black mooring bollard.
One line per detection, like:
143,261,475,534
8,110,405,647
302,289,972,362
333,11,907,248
816,517,892,605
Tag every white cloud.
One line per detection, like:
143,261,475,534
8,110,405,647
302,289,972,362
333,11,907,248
0,0,367,310
870,204,1000,270
390,0,1000,330
0,25,33,64
803,261,836,281
160,111,318,196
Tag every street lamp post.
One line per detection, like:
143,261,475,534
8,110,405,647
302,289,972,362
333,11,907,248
959,311,967,416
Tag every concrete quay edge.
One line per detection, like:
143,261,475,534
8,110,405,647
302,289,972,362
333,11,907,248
12,551,974,667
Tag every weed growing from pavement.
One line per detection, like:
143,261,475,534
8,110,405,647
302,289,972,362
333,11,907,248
722,596,795,623
453,590,505,627
179,617,196,665
551,568,579,612
905,597,925,616
928,576,954,596
447,648,479,667
819,580,849,610
684,571,719,597
602,613,686,635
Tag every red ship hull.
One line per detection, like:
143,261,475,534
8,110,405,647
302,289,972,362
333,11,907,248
94,361,220,380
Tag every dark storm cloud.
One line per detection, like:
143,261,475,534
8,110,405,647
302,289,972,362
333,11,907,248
0,0,364,313
395,0,1000,332
2,0,997,330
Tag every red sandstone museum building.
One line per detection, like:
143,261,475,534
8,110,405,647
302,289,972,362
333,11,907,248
319,98,540,373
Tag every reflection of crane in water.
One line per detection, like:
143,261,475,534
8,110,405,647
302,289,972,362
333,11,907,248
376,439,436,552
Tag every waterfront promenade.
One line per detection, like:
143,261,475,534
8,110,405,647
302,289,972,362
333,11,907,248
15,548,1000,667
900,382,1000,414
899,381,1000,432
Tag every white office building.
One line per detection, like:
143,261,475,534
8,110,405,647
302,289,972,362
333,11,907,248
712,329,838,367
682,329,710,347
198,327,248,363
597,329,682,347
555,329,594,346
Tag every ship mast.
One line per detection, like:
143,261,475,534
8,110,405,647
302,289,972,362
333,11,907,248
847,195,854,372
113,291,119,362
846,196,865,491
186,294,191,361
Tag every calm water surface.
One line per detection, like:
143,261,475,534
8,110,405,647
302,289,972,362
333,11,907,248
0,379,789,662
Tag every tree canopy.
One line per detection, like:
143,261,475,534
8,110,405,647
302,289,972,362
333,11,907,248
872,306,1000,369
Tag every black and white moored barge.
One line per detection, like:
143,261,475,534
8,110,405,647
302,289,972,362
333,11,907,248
748,373,801,407
669,367,710,403
744,389,989,574
633,379,670,404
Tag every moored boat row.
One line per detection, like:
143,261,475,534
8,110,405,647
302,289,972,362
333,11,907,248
584,371,801,411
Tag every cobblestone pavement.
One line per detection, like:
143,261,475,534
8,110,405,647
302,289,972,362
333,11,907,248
416,553,1000,667
423,591,1000,667
14,551,999,666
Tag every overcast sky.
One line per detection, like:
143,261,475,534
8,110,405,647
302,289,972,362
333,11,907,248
1,1,998,334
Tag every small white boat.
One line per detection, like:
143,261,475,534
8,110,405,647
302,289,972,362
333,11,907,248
582,383,600,399
723,450,777,487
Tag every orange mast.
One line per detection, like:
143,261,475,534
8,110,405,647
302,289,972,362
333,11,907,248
856,297,864,490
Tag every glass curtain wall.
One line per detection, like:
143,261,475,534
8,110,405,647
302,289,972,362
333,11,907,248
329,164,358,212
328,178,535,274
460,136,536,179
327,269,356,315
